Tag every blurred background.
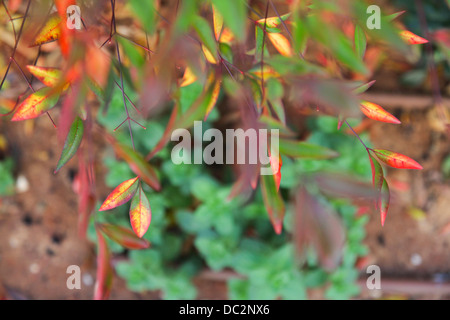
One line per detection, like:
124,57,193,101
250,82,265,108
0,0,449,300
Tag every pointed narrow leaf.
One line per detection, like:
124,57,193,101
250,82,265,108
371,149,423,170
279,139,339,159
129,186,151,238
54,117,84,173
210,0,246,41
352,80,376,94
315,172,378,200
387,10,406,21
360,101,401,124
193,16,218,62
257,13,291,28
270,153,282,191
201,44,218,64
99,177,139,211
399,30,428,45
354,25,367,59
98,223,150,249
380,178,390,226
261,172,285,235
369,154,384,210
204,80,221,120
31,13,62,46
212,4,223,41
268,33,293,57
93,228,113,300
26,65,62,88
11,87,60,121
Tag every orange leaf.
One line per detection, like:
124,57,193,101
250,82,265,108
26,65,63,88
129,186,151,238
269,152,282,191
267,33,293,57
99,177,139,211
31,13,62,47
180,66,198,87
371,149,423,170
11,87,60,121
219,28,235,44
94,228,113,300
360,101,401,124
399,30,428,45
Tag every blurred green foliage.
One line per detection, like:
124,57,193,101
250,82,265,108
393,0,450,87
90,88,372,300
0,157,14,196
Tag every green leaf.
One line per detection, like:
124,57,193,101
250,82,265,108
193,16,218,62
54,117,84,173
211,0,247,41
260,173,285,235
279,139,339,159
354,25,367,59
128,0,156,34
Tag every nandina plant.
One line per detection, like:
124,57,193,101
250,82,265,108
0,0,432,299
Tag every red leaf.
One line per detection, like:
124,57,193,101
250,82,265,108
371,149,423,170
99,177,139,211
11,87,60,121
97,223,150,249
129,185,151,238
93,228,113,300
399,30,428,45
360,101,401,124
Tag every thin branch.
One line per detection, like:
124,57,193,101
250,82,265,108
2,1,17,41
115,39,136,150
114,79,142,114
0,0,31,90
345,119,369,150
